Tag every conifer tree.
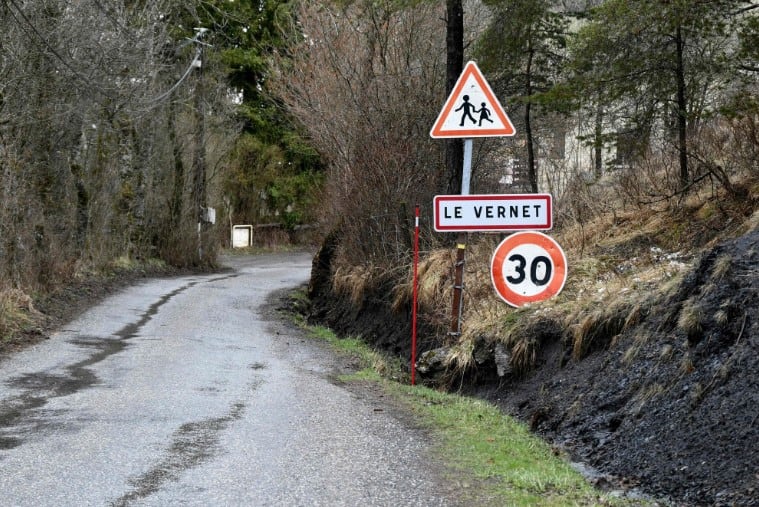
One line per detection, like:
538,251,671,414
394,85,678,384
569,0,750,190
475,0,570,192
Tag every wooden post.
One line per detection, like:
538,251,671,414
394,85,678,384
449,139,472,337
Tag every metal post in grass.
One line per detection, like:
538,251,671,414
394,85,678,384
411,204,420,385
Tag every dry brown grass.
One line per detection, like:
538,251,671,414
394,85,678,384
417,249,456,311
714,308,729,326
711,254,732,281
408,212,694,373
678,298,704,341
444,336,476,372
392,250,454,309
659,343,675,362
630,383,666,415
509,334,539,374
0,288,41,342
622,330,652,364
345,172,759,378
332,264,382,307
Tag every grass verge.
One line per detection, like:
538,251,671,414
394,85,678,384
291,308,646,506
393,384,622,506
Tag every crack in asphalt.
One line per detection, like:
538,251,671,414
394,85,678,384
0,275,239,449
111,399,250,507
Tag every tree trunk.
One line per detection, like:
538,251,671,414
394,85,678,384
445,0,464,195
525,41,538,193
445,0,466,335
675,22,689,188
594,104,603,179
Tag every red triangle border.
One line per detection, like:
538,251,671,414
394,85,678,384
430,61,515,138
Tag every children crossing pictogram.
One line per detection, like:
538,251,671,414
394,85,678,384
477,103,493,126
430,61,515,138
456,95,477,126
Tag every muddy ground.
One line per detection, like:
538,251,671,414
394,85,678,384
307,229,759,506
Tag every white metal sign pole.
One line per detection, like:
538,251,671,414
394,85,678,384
450,138,473,336
461,139,473,195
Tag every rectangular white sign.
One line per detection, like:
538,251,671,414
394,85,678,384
231,225,253,248
433,194,552,232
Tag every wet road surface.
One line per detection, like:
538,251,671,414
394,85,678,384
0,252,455,506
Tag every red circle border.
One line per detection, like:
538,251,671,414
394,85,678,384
490,231,568,307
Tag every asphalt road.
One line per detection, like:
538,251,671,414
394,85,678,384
0,252,456,506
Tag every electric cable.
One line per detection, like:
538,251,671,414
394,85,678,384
4,0,209,112
6,0,114,100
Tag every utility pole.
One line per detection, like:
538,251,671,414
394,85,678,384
191,27,209,263
446,0,464,197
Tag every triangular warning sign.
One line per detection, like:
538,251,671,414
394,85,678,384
430,61,515,139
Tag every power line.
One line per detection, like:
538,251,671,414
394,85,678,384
5,0,114,100
139,29,212,110
144,47,202,105
4,0,210,112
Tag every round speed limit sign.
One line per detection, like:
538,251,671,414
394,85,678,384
490,231,568,307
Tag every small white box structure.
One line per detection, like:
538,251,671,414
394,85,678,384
232,225,253,248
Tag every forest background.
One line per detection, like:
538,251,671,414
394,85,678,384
1,0,758,356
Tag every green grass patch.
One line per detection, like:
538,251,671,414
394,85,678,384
392,384,628,506
308,324,405,382
294,318,643,506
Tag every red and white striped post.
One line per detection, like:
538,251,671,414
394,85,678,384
411,204,420,385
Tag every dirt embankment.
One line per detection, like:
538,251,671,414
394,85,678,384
307,231,441,360
307,229,759,507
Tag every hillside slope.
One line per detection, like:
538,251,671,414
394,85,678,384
478,227,759,506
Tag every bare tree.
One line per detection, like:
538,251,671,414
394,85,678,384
270,0,448,268
0,0,239,292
